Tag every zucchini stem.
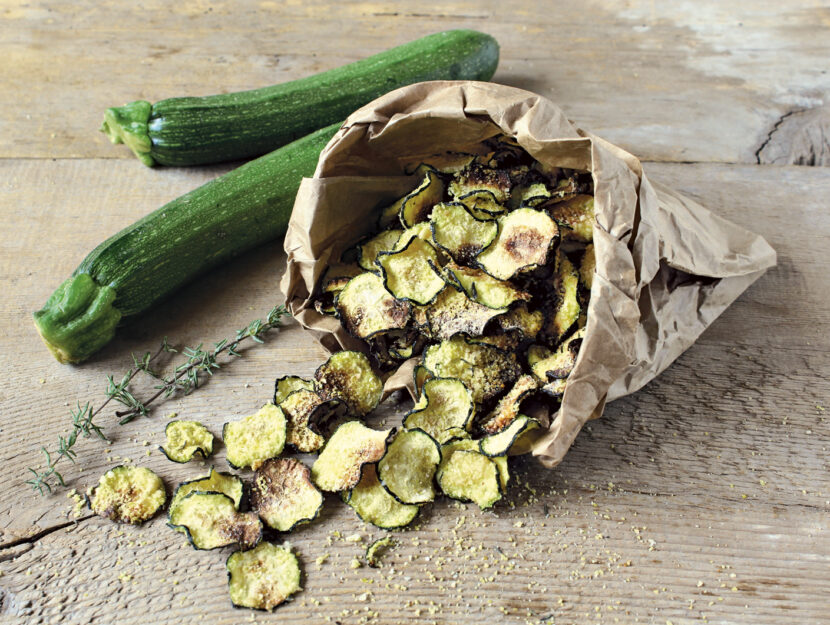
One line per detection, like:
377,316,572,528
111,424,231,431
100,100,154,167
33,274,122,364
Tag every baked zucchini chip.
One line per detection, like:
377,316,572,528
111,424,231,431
541,252,581,346
449,164,511,204
455,189,507,220
413,364,433,399
442,438,509,490
511,182,551,208
377,429,441,504
90,465,166,524
404,377,474,443
480,374,540,435
531,328,586,383
436,450,502,510
430,202,498,265
377,237,446,305
469,330,524,352
445,263,530,310
226,542,301,611
314,350,383,417
479,415,541,457
168,491,262,550
423,336,520,405
579,243,595,292
169,468,244,519
547,194,595,242
358,229,404,273
311,421,392,492
400,169,445,228
223,404,287,470
494,303,544,341
336,272,410,340
477,208,558,280
393,222,435,251
273,375,314,406
407,152,476,174
344,464,419,530
160,420,214,463
426,286,506,341
366,535,396,568
278,389,335,453
251,458,323,532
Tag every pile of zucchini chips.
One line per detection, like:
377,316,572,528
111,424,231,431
88,134,596,611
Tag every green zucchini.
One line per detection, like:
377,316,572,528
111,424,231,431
33,123,339,364
102,30,499,166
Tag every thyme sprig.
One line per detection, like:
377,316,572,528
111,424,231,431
26,305,289,495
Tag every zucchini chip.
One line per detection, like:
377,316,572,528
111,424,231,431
477,208,558,280
400,169,445,228
423,336,520,405
358,229,404,273
531,328,586,383
278,389,332,453
168,492,262,550
169,468,243,519
336,272,410,340
430,202,498,265
547,194,595,242
379,194,407,229
223,404,287,470
160,420,214,463
511,182,551,208
455,189,507,220
377,237,446,305
445,262,530,310
480,374,540,435
377,429,441,504
90,465,166,524
273,375,314,406
251,458,323,532
436,450,502,510
541,252,581,346
469,330,524,352
393,222,435,252
407,152,476,174
314,350,383,417
449,164,511,204
226,542,301,611
441,438,509,491
311,421,392,492
426,286,506,341
366,535,396,568
344,464,419,530
494,303,544,341
579,243,596,292
403,378,474,442
479,415,541,457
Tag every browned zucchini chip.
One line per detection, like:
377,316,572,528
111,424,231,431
494,303,544,341
168,491,262,550
480,374,540,435
377,237,446,305
311,421,392,492
344,464,419,530
547,194,595,242
430,202,498,265
479,414,541,457
160,420,214,463
531,328,586,383
251,458,323,532
468,330,524,352
579,243,595,292
278,389,332,453
314,350,383,417
90,465,166,524
541,252,581,346
359,229,404,273
404,377,474,442
455,189,507,220
477,208,558,280
273,375,314,406
169,468,243,520
226,542,301,611
436,450,501,510
426,286,506,341
445,262,530,310
378,429,441,504
406,152,476,174
336,272,410,339
366,536,396,568
423,336,520,405
400,169,445,228
223,404,287,470
441,438,509,491
449,164,511,204
315,264,363,315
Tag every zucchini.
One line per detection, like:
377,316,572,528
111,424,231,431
102,30,499,167
33,123,338,364
226,542,302,611
89,465,166,524
160,420,214,463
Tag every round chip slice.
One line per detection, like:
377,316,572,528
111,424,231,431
377,237,446,305
436,450,502,510
403,378,474,443
314,351,383,417
335,272,410,340
251,458,323,532
168,491,262,550
160,420,214,463
169,468,243,521
477,208,558,280
311,421,392,492
273,375,314,406
222,404,287,470
359,229,404,273
445,262,530,310
430,202,498,265
344,464,419,530
90,465,166,524
378,429,441,504
226,542,301,611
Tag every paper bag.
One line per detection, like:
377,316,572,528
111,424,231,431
279,81,776,468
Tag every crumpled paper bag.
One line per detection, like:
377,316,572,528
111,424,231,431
279,81,776,468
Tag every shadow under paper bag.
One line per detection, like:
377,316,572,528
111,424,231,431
279,80,777,469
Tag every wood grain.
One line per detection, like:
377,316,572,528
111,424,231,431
0,159,827,624
757,106,830,166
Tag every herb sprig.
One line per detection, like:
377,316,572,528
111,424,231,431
26,305,289,495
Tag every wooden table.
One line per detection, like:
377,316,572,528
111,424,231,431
1,2,828,623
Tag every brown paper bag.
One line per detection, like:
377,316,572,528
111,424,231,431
279,81,776,468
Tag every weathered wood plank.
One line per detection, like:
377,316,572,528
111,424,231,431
1,0,829,163
0,159,827,624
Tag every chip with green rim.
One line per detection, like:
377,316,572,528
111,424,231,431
377,429,441,504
